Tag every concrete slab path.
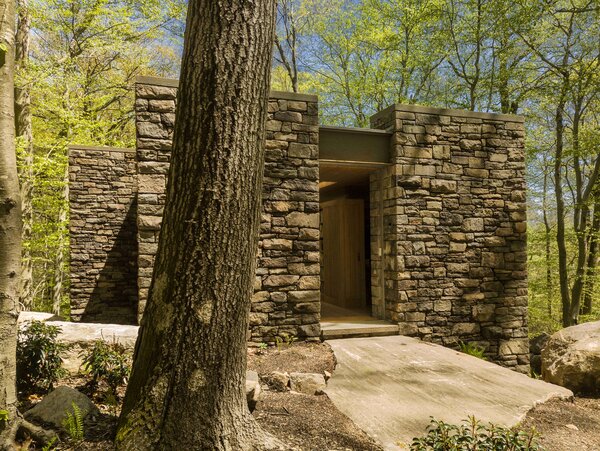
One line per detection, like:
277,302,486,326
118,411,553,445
325,335,573,450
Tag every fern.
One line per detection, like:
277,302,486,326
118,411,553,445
41,437,57,451
62,402,86,442
459,341,487,360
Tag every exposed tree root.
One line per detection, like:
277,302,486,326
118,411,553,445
0,411,59,451
18,419,58,447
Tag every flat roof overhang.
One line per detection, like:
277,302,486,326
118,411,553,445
319,126,391,190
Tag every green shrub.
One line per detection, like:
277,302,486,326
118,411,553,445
459,341,487,360
410,417,544,450
17,320,67,393
80,340,131,394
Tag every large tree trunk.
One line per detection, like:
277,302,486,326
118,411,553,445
15,0,33,311
116,1,280,450
0,0,22,447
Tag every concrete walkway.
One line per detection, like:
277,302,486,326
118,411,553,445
325,335,573,450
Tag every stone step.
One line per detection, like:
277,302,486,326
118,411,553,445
320,320,399,340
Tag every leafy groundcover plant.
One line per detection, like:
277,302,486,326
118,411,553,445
410,416,544,450
17,320,67,393
80,339,131,395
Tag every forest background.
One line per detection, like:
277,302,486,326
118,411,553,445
16,0,600,335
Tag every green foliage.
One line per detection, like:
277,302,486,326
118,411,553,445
62,402,85,442
458,342,487,360
0,409,9,423
410,417,543,450
527,223,600,336
257,342,269,355
80,340,131,394
41,437,58,451
20,0,185,314
275,334,297,351
17,320,67,393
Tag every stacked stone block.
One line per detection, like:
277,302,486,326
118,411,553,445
370,104,528,372
134,77,321,342
69,146,138,324
134,81,176,320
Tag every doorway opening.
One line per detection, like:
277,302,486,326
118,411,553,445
320,178,371,321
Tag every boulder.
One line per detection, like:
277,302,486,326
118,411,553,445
18,311,64,322
289,372,326,395
542,321,600,393
261,371,290,392
24,386,99,431
246,370,261,412
18,312,138,374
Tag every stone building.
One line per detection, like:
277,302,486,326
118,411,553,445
70,76,529,371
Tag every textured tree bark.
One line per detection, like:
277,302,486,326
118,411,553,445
0,0,22,447
116,1,281,449
15,0,33,311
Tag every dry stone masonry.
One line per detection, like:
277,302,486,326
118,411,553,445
370,104,528,372
69,76,528,371
69,146,138,324
134,77,321,341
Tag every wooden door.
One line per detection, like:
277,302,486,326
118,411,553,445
321,198,366,309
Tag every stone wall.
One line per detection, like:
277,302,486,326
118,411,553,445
69,146,138,324
69,77,528,370
370,104,529,372
134,76,321,342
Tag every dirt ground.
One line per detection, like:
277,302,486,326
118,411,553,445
521,396,600,451
247,341,336,375
255,392,382,451
17,342,600,450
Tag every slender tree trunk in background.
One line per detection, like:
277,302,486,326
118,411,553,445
569,105,586,323
116,1,281,449
555,91,572,327
275,0,299,92
542,168,552,317
0,0,22,446
51,163,68,315
568,99,600,323
498,50,510,114
14,0,33,311
51,162,69,315
583,193,600,315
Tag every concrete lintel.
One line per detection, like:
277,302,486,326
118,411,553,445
320,127,391,163
320,125,392,136
135,76,318,102
69,145,135,154
135,75,179,88
270,90,318,102
319,159,388,169
371,102,525,124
